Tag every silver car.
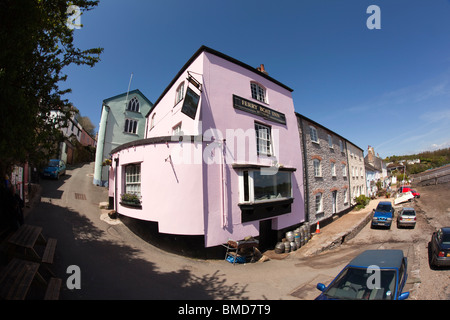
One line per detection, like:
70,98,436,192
397,207,416,228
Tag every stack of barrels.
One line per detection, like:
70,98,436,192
274,224,311,254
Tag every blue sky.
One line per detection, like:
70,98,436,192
62,0,450,159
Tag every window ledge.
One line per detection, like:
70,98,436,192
239,198,294,223
120,201,142,209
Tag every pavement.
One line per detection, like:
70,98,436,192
295,198,385,258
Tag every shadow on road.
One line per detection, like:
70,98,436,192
27,198,251,300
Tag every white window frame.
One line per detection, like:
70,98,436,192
175,82,185,105
328,134,333,148
150,113,156,130
238,170,293,204
344,189,348,204
315,193,323,214
331,162,336,177
340,140,344,152
172,122,182,135
310,126,319,143
342,164,347,177
124,164,141,197
124,118,138,134
127,97,140,112
255,123,272,156
250,82,267,103
313,159,322,177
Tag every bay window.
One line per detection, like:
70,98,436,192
239,170,292,203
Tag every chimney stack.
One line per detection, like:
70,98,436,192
257,64,268,75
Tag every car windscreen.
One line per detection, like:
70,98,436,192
48,160,59,167
323,266,397,300
376,204,391,212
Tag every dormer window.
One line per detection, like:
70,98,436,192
127,97,140,112
251,82,267,103
175,82,185,105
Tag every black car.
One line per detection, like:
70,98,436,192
429,227,450,268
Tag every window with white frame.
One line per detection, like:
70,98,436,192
239,170,292,203
251,82,267,103
315,193,323,213
172,122,182,135
328,135,333,148
313,159,322,177
310,126,319,143
255,123,272,156
331,162,336,176
124,119,138,134
150,113,156,130
127,97,140,112
175,82,185,105
124,164,141,196
344,189,348,204
342,164,347,177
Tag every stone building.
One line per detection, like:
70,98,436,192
296,114,352,225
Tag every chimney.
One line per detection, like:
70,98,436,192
257,64,268,75
367,146,375,165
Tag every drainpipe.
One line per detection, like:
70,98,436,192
220,139,228,229
299,116,310,223
114,155,119,213
94,104,110,186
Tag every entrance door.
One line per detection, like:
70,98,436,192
332,191,337,214
259,219,276,251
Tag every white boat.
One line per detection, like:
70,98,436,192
394,191,414,205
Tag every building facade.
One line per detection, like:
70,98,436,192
296,114,352,225
93,89,153,186
108,46,306,256
347,142,367,204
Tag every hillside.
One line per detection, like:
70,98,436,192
385,147,450,175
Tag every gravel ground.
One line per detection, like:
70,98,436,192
413,182,450,300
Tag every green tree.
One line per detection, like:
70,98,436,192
0,0,103,176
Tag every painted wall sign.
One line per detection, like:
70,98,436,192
232,95,286,125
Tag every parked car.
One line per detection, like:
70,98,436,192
42,159,66,179
398,186,420,198
397,207,416,228
316,250,410,300
429,227,450,268
371,201,395,229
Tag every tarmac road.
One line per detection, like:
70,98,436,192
24,162,448,300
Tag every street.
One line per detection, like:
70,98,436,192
27,163,449,300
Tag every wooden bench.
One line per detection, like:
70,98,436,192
42,238,57,264
0,258,41,300
44,277,62,300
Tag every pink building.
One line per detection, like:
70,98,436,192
109,46,305,257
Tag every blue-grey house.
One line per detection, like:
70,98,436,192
94,89,153,186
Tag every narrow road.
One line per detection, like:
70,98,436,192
26,163,449,300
